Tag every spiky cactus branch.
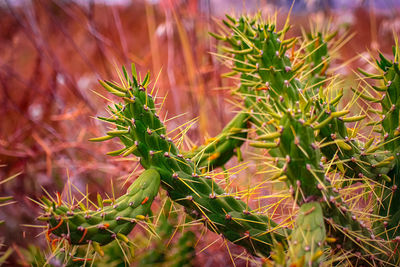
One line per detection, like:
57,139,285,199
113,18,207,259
97,69,289,257
38,13,400,265
183,111,249,169
42,65,288,258
288,202,326,266
41,168,160,247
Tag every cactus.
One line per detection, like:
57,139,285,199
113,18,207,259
38,13,400,266
358,49,400,239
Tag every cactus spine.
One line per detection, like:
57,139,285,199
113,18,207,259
288,202,326,266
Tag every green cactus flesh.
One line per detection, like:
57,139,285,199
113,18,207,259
288,202,326,267
42,168,160,245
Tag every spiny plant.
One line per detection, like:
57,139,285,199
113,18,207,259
37,13,400,266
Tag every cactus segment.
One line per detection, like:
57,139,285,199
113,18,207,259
214,15,398,187
303,31,331,90
222,16,386,188
375,54,400,152
42,168,160,245
288,202,326,267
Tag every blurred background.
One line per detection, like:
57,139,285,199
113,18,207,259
0,0,399,265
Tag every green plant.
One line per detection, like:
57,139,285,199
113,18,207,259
39,14,400,266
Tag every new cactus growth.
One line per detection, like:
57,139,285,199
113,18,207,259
38,13,400,266
288,202,326,266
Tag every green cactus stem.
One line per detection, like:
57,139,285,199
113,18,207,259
41,168,160,246
288,202,326,267
94,65,287,257
359,51,400,239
